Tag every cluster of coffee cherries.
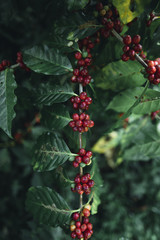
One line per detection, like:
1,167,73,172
0,60,11,71
147,11,155,27
70,92,92,110
72,148,93,168
69,113,94,133
72,172,94,195
16,52,30,71
71,51,92,86
121,34,144,61
96,3,123,38
145,58,160,85
70,205,93,239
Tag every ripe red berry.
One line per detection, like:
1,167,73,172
123,35,132,45
81,68,88,76
83,183,90,192
133,44,142,53
146,66,156,74
85,114,90,120
81,175,89,184
71,75,77,83
75,228,82,236
73,126,78,132
88,179,95,188
132,35,141,44
69,121,76,128
89,120,94,128
75,52,82,60
83,217,89,224
73,103,78,109
71,231,77,239
80,113,86,121
73,161,79,168
77,75,83,83
78,59,85,66
106,20,114,30
79,148,86,156
72,212,80,221
73,69,80,76
148,74,155,82
128,49,135,58
87,223,93,231
74,176,81,184
85,97,92,105
121,53,129,62
76,120,83,127
83,208,90,217
123,45,130,53
76,221,81,228
81,223,87,232
76,183,82,192
80,92,87,100
86,151,92,157
74,96,81,103
75,156,82,164
84,229,92,239
85,173,91,180
148,61,155,67
82,156,90,164
72,113,79,121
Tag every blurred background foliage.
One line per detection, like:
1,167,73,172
1,0,160,239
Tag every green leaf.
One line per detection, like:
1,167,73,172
112,0,151,24
47,35,80,53
66,0,89,11
26,186,71,227
23,45,73,75
94,60,146,91
41,105,71,130
123,140,160,161
105,81,149,133
54,13,101,41
36,83,77,105
0,69,17,138
91,158,103,215
150,18,160,38
33,132,76,172
107,87,160,114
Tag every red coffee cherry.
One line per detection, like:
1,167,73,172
76,221,81,228
83,217,89,224
79,148,86,156
73,161,79,168
75,52,82,60
132,35,141,44
81,175,89,184
72,212,80,221
87,223,93,231
88,179,95,188
72,113,79,121
81,223,87,232
121,53,129,62
71,231,77,239
123,35,132,45
82,208,90,217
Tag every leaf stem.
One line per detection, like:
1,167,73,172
79,83,83,222
10,63,20,69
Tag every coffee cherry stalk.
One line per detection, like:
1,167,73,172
69,33,100,239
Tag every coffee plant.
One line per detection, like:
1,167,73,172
1,0,160,239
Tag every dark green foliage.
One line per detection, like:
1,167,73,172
1,0,160,240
